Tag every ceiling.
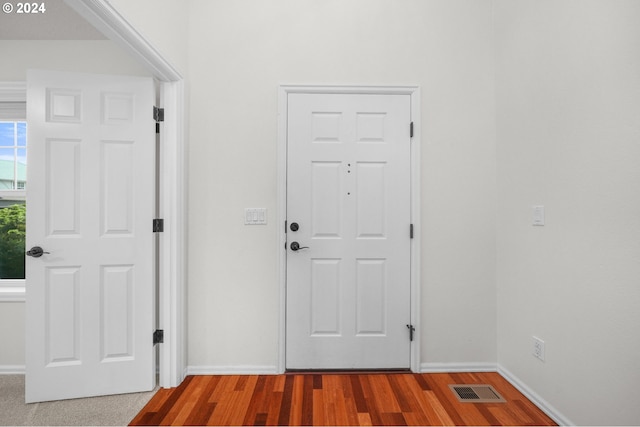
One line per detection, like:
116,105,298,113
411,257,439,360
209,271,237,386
0,1,106,40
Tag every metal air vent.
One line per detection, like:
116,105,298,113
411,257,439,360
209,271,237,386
449,384,506,403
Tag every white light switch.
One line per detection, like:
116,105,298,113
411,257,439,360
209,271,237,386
245,208,267,225
533,205,545,226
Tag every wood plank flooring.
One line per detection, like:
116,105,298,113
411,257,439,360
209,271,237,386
129,372,556,426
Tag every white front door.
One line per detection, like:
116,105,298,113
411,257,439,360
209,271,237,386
286,92,412,369
25,70,156,402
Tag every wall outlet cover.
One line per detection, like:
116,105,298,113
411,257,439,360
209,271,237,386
533,205,545,226
533,336,545,361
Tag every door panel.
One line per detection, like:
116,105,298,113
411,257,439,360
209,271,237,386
310,258,341,336
101,264,134,361
356,258,386,335
26,69,155,402
101,140,135,235
286,93,411,369
46,138,81,235
45,267,81,366
311,162,342,237
356,162,387,238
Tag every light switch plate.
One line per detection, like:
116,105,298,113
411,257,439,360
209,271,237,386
533,205,545,226
245,208,267,225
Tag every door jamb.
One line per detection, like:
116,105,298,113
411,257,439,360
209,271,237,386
277,85,421,373
65,0,187,388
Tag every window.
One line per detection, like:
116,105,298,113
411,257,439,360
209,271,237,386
0,121,27,191
0,82,26,301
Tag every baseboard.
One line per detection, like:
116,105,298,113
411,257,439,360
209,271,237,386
419,362,498,373
187,365,279,376
497,364,573,426
0,365,25,374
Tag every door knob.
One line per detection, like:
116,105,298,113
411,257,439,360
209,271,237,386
26,246,50,258
290,242,309,251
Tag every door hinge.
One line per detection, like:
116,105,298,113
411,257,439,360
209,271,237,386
153,329,164,345
410,224,414,239
406,324,415,341
410,122,414,138
153,218,164,233
154,106,164,134
153,106,165,122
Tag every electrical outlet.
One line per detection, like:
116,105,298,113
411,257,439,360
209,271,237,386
533,336,545,361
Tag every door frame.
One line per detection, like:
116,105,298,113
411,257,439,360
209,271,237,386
65,0,187,388
277,85,421,373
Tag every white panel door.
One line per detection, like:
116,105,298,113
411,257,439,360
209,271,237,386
25,70,155,402
286,93,412,369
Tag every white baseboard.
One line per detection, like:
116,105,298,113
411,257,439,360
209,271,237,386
0,365,25,374
189,363,497,375
497,364,573,426
419,362,498,373
187,365,279,376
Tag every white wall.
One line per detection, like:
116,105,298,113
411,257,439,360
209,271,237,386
0,40,150,80
0,302,24,369
0,40,150,371
185,0,497,370
495,1,640,425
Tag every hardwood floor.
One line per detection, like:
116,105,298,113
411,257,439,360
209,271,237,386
129,372,556,426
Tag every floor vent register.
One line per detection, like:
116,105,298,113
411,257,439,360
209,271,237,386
449,384,506,403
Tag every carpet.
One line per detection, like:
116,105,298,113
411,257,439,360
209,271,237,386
0,375,157,426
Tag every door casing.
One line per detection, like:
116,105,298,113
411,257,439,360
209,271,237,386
65,0,187,388
277,85,421,373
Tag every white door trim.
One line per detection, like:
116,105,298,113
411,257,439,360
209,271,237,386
277,85,421,373
65,0,187,388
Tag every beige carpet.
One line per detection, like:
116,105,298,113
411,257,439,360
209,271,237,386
0,375,157,426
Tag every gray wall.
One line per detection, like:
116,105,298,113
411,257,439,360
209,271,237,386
495,1,640,424
183,0,497,371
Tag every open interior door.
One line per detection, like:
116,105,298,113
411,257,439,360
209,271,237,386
25,69,156,402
